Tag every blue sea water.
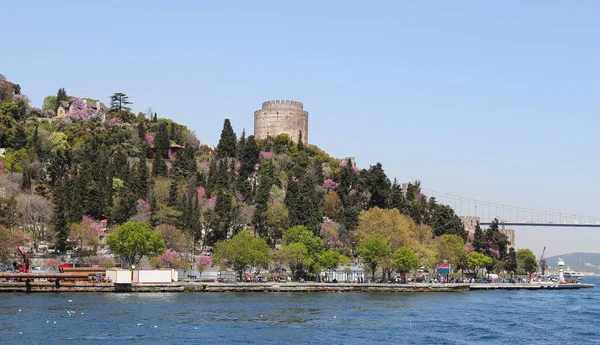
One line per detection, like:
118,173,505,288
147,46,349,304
1,277,599,345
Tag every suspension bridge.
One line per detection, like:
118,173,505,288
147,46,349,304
422,189,600,228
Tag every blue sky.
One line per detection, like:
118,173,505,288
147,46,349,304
2,1,599,256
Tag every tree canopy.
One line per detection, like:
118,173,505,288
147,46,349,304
106,222,166,266
213,230,271,279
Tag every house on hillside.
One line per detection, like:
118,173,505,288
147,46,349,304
57,98,108,121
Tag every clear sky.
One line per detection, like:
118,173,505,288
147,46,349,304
2,1,599,257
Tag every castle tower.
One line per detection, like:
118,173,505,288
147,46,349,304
254,100,308,146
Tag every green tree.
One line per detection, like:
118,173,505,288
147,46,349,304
56,88,68,111
252,162,274,239
135,158,149,199
109,92,132,112
211,190,232,243
239,135,260,177
266,202,289,245
438,234,466,268
154,122,170,159
106,222,166,267
466,252,493,278
52,180,70,252
216,119,237,159
297,131,305,151
472,222,485,253
42,95,57,112
357,234,391,280
516,248,538,275
277,242,311,280
213,230,271,280
0,226,14,265
365,162,391,209
318,249,341,270
172,145,197,179
68,222,100,257
286,173,321,234
504,247,517,280
152,154,168,177
283,225,325,260
429,204,467,240
393,246,419,274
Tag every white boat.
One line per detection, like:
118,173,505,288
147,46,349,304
563,268,584,281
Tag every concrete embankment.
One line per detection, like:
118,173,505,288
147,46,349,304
0,281,184,293
182,282,470,292
0,281,593,293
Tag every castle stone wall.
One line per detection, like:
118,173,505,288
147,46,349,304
254,100,308,146
460,216,516,249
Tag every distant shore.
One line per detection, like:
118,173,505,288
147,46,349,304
0,281,594,293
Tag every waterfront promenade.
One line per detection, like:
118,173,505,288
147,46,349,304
0,281,593,293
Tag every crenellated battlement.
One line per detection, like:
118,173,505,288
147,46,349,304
254,100,309,145
261,100,304,111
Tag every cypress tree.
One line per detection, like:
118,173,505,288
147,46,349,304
11,123,27,149
210,191,232,244
473,222,485,253
237,129,246,159
33,124,42,157
112,191,137,224
154,122,169,159
188,194,202,254
152,154,168,177
206,158,218,193
137,121,146,141
71,165,89,222
366,162,391,209
150,196,158,227
169,180,179,207
388,179,406,211
20,167,32,191
52,180,70,251
136,157,149,199
172,145,197,179
336,158,357,206
297,131,304,151
504,247,517,279
56,88,68,111
286,172,321,235
252,162,274,239
216,119,237,159
234,174,252,202
239,135,260,177
214,160,229,192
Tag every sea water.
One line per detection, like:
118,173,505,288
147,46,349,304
1,276,598,345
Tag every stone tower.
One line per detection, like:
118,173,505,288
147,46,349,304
254,100,308,146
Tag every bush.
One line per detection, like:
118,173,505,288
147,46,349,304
101,258,116,269
149,256,162,269
171,258,190,269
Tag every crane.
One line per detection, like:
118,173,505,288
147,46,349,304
539,246,547,276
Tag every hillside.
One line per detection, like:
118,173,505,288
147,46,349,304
0,73,521,279
545,253,600,273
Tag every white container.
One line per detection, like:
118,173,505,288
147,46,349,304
106,269,132,284
133,269,173,284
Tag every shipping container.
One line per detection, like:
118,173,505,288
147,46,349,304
106,269,132,284
132,269,174,284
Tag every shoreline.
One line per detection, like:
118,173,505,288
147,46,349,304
0,281,593,293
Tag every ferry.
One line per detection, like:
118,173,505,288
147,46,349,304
563,268,584,281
